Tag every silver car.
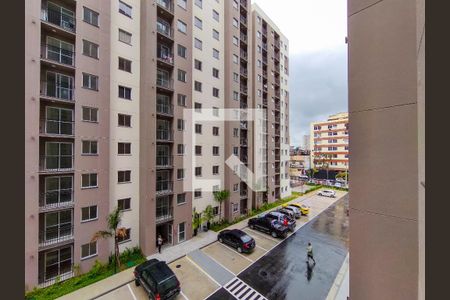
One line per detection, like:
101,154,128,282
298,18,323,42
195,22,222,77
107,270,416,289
318,189,336,198
281,206,301,219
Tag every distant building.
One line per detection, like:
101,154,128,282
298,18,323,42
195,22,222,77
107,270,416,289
303,135,310,151
289,153,311,180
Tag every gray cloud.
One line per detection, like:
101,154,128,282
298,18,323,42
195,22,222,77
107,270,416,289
288,46,348,147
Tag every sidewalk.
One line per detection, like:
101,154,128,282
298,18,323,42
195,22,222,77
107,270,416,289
58,188,335,300
326,253,349,300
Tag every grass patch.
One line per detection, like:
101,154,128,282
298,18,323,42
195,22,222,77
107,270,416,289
25,246,146,300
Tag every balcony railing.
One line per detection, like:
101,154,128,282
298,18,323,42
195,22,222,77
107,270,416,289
275,154,281,161
240,85,248,94
262,29,267,36
263,70,268,78
275,102,281,110
156,0,174,14
39,189,74,211
262,43,268,51
39,225,74,248
40,81,74,101
156,206,174,224
240,33,247,43
39,267,74,288
240,138,248,146
156,156,173,168
274,40,281,49
240,16,247,25
262,57,268,65
240,122,248,129
41,44,75,67
240,50,248,60
40,119,75,136
156,130,174,142
240,190,248,198
41,7,76,33
157,21,173,39
156,103,174,116
156,181,173,195
156,77,174,90
40,155,74,172
240,67,248,76
157,48,174,65
241,0,248,8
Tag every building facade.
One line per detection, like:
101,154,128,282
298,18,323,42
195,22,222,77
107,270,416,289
310,112,349,172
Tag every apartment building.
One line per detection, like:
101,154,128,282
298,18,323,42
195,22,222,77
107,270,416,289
310,112,349,172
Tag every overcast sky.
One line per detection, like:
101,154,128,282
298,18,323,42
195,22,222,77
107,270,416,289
253,0,348,147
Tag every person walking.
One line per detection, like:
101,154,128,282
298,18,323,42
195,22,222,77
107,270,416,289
157,235,163,254
307,242,316,264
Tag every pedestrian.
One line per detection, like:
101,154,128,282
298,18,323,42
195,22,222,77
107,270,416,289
307,242,316,264
157,235,163,254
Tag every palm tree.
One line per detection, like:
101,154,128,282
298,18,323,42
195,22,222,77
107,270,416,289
92,207,127,273
315,152,332,181
213,189,230,221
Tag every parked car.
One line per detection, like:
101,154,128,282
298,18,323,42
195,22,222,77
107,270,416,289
265,211,296,232
279,206,301,219
248,215,289,238
318,189,337,198
218,229,255,253
134,259,180,300
277,208,296,220
283,202,310,215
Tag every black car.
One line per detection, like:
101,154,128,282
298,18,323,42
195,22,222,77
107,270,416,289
248,215,289,238
218,229,256,253
265,211,296,232
134,259,180,300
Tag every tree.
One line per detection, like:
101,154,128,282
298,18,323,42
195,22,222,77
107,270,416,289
213,189,230,221
315,152,333,181
192,211,202,236
306,168,318,180
92,207,127,273
203,205,214,229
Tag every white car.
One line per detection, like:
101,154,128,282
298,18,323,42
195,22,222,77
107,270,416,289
318,189,336,198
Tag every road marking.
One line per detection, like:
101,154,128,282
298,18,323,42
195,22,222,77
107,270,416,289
217,242,255,262
254,244,269,252
184,255,222,287
244,227,280,243
180,290,189,300
127,284,137,300
224,277,267,300
203,286,223,300
198,246,237,276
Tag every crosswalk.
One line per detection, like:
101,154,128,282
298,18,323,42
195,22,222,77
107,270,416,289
224,277,267,300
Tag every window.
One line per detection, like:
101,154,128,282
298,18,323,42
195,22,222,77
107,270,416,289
177,44,187,58
118,57,132,72
213,206,219,215
177,168,185,180
178,94,187,106
81,205,97,222
177,119,185,131
212,9,219,21
178,0,187,9
83,40,99,59
257,31,261,38
233,54,238,64
82,107,98,122
213,49,219,59
118,228,131,243
195,167,202,177
233,147,239,155
232,18,239,28
177,20,187,34
258,46,261,53
81,241,97,259
118,114,131,127
195,146,202,156
83,7,99,26
233,128,239,137
118,198,131,211
212,146,219,156
258,75,262,82
212,127,219,136
194,38,202,50
194,102,202,112
119,1,132,17
178,222,186,242
213,29,219,40
233,72,239,82
178,69,187,82
118,142,131,155
118,86,132,100
212,166,219,175
213,88,219,98
257,60,261,67
82,173,98,188
177,193,186,205
194,17,202,29
195,124,202,134
82,73,98,91
82,140,98,155
232,203,239,213
119,29,132,44
194,81,202,92
195,0,202,8
212,68,219,78
177,144,185,155
233,184,239,192
233,91,239,101
192,61,203,74
194,189,202,198
118,170,131,183
213,107,219,116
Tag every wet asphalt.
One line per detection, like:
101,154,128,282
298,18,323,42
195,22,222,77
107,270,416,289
206,195,349,300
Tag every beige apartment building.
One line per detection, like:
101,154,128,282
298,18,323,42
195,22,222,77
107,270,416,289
25,0,289,290
348,0,424,299
310,112,349,172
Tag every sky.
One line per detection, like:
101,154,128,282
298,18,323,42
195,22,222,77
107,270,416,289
252,0,348,147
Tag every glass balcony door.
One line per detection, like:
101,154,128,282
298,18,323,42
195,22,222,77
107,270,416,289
44,210,73,241
45,142,73,170
47,2,75,32
157,69,171,87
45,176,73,207
46,71,74,100
44,246,72,281
45,107,74,135
46,36,74,65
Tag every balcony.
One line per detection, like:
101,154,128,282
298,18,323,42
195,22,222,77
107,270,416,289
39,265,74,288
262,57,268,65
240,50,248,60
156,206,174,224
39,189,74,212
40,81,74,102
156,130,174,142
39,225,74,248
40,119,74,137
157,48,174,68
274,116,280,123
275,154,281,161
41,44,75,68
240,67,248,77
156,103,174,117
240,33,247,44
274,40,281,49
156,181,173,195
240,138,248,146
240,189,248,198
262,43,268,51
275,102,281,111
156,156,173,169
263,70,268,78
156,77,174,92
39,155,74,173
157,20,174,41
240,85,248,95
262,28,267,36
240,122,248,129
240,16,247,26
41,6,76,34
156,0,174,18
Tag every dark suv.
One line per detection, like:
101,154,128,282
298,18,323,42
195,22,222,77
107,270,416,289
134,259,180,300
265,211,296,232
248,215,289,238
218,229,255,253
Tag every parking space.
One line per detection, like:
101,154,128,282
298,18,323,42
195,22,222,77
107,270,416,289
202,242,252,275
241,228,279,249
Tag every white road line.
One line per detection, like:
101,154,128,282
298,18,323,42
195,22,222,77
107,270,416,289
203,286,223,300
200,247,237,276
180,290,189,300
224,277,267,300
127,284,137,300
255,244,269,252
217,242,255,263
243,228,280,243
184,255,222,287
